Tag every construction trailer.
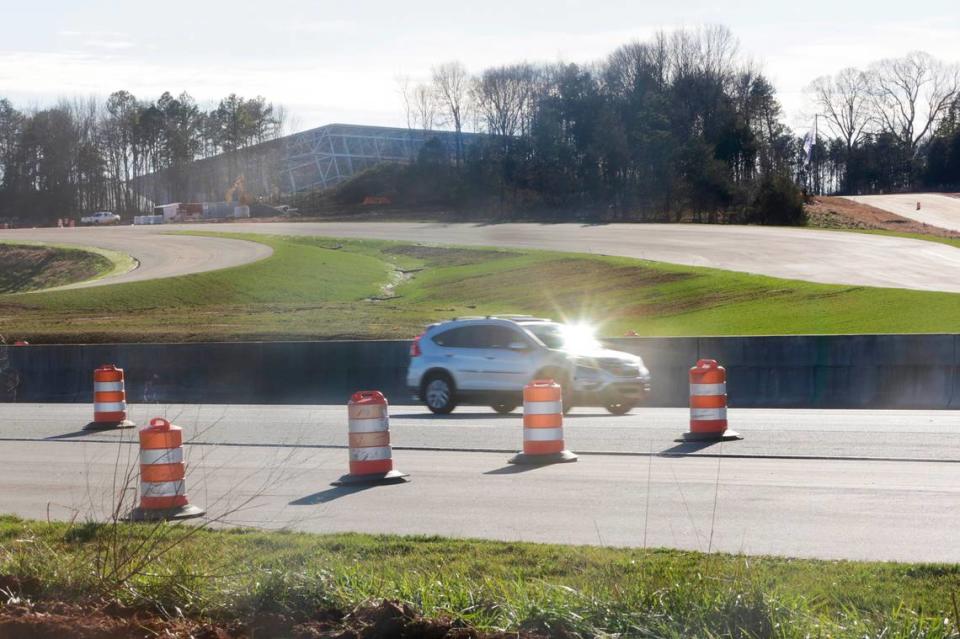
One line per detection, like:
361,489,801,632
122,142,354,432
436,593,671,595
202,202,250,220
148,202,247,222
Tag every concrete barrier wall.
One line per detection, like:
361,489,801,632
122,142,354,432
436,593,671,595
1,335,957,409
608,335,959,409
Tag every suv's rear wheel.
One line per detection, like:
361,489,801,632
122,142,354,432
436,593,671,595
423,373,457,414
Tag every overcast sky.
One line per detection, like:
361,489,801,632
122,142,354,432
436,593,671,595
2,0,960,134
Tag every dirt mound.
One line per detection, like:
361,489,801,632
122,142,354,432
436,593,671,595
0,599,543,639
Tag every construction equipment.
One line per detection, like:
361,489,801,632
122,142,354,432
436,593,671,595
225,175,249,205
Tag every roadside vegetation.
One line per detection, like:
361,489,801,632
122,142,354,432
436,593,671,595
0,242,118,293
1,515,959,638
2,232,960,343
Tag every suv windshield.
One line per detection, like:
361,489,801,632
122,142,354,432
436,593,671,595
523,323,601,352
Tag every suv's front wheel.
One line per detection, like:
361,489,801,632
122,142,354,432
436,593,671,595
604,401,634,415
423,372,457,414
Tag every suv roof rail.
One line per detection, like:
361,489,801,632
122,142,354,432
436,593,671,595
449,314,553,322
502,316,553,322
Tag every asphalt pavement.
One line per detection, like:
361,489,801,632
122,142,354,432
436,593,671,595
2,403,959,562
4,222,960,292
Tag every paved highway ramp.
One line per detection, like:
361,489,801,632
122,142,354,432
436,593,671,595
4,222,960,292
0,226,273,289
848,193,960,233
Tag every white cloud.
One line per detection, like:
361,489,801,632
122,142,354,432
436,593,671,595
6,8,960,134
283,19,357,34
82,39,136,50
731,17,960,127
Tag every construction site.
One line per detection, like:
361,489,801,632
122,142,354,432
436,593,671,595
131,123,470,210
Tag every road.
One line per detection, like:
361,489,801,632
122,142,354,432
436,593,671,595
0,226,273,289
2,403,959,562
4,222,960,292
848,193,960,233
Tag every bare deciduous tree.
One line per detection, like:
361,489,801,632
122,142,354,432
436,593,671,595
603,38,671,96
412,83,438,133
806,67,872,153
697,24,740,82
398,76,438,132
868,51,960,154
432,61,470,165
471,63,538,140
397,75,416,131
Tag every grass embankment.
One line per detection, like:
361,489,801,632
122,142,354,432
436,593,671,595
860,230,960,250
1,232,959,343
1,516,958,637
0,241,120,294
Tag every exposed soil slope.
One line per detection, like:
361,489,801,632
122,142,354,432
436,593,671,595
806,196,960,238
0,244,113,293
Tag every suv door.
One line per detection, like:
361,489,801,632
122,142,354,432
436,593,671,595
472,325,535,391
430,325,487,390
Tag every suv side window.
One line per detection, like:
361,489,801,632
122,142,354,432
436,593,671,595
432,326,483,348
473,325,524,349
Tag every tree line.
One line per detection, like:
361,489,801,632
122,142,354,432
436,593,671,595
387,26,806,223
388,31,960,221
0,92,284,223
805,51,960,194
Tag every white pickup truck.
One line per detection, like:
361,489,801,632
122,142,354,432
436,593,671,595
80,211,121,225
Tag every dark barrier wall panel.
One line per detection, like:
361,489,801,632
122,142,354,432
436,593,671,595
1,336,957,409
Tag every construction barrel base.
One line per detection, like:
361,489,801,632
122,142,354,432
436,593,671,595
128,504,206,522
678,429,742,442
83,419,136,431
508,450,579,465
332,469,409,486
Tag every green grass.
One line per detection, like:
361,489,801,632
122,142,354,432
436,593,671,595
858,229,960,250
1,232,959,343
0,241,122,294
1,515,959,637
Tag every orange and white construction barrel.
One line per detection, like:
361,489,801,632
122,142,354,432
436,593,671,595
130,417,204,520
333,391,408,485
509,379,577,464
680,359,741,442
87,364,134,429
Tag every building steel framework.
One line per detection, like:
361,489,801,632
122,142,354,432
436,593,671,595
135,123,473,205
279,124,470,193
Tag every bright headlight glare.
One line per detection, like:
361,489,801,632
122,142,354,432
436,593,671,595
561,323,601,353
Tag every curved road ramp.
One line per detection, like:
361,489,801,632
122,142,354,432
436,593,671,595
0,226,273,289
848,193,960,233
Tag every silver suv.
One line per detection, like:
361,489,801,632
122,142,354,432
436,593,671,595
406,316,651,415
